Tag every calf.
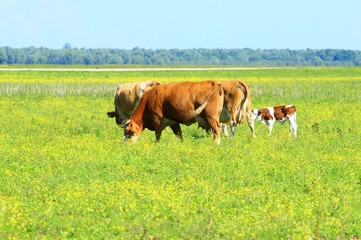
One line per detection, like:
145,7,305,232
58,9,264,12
252,105,297,137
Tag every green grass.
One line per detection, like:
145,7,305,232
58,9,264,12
0,67,360,239
1,66,361,84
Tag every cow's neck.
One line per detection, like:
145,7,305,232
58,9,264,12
130,93,148,122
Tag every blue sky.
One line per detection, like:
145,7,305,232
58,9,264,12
1,0,360,50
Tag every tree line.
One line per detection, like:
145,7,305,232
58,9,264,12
1,45,361,66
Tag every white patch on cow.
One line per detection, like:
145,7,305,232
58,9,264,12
215,136,221,145
130,81,150,116
261,107,275,135
139,81,148,97
230,125,236,136
267,107,275,120
123,135,139,142
221,124,229,136
130,135,139,142
285,104,293,108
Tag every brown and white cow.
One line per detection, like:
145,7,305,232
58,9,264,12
107,80,161,125
219,80,255,137
122,80,224,144
252,105,297,137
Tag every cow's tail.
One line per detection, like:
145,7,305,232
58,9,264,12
190,81,221,118
239,81,249,116
191,100,208,117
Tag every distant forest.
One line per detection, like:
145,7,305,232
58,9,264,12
1,45,361,66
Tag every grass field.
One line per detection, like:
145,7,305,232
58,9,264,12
0,67,360,239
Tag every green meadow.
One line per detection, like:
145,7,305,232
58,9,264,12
0,67,360,239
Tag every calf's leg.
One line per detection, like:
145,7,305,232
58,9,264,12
266,120,274,135
288,116,297,137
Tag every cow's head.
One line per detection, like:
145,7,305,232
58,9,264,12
122,119,143,142
251,109,262,121
107,111,122,126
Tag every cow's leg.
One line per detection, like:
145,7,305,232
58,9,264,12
230,122,237,136
170,123,183,141
206,118,221,145
229,104,240,136
221,123,229,137
246,112,256,138
155,125,170,142
155,131,162,142
152,115,164,142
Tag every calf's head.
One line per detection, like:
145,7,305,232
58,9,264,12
122,119,143,142
251,109,262,121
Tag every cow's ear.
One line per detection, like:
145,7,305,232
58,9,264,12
107,111,116,118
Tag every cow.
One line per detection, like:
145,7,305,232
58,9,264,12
219,80,255,137
107,80,161,125
122,80,224,144
252,105,297,137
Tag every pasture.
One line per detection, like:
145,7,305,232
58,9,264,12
0,67,360,239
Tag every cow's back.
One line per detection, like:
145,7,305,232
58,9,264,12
144,80,221,124
165,80,219,102
114,82,141,114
